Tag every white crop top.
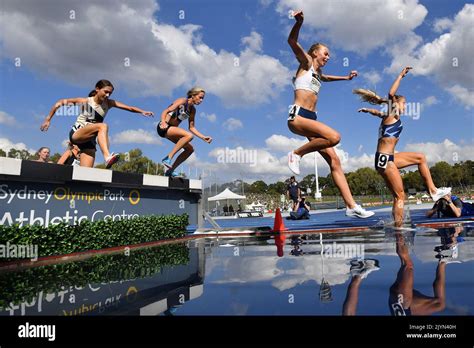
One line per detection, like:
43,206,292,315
73,97,109,128
293,66,322,95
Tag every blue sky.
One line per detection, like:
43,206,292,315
0,0,472,184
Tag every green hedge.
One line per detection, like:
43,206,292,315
0,242,190,309
0,214,189,259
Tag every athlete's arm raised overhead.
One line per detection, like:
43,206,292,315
320,70,358,82
188,109,212,144
108,100,153,117
388,66,412,100
358,108,386,118
287,10,312,69
40,97,88,131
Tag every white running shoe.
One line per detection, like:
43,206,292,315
350,259,380,279
346,204,375,219
431,187,452,202
105,152,120,169
288,151,301,175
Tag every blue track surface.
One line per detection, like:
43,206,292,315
187,208,472,232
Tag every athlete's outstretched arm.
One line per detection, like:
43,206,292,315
388,66,412,99
321,71,358,82
188,111,212,144
358,108,386,118
40,97,87,131
108,100,153,117
287,10,311,68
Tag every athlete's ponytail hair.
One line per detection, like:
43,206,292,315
89,79,114,97
353,89,388,105
353,88,404,105
187,87,205,98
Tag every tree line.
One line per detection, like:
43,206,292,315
208,161,473,196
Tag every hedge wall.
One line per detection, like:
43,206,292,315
0,214,189,259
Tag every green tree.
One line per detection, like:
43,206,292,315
50,152,62,163
8,148,33,160
402,170,424,192
249,180,268,193
95,148,165,175
0,149,6,157
268,181,287,195
430,161,453,188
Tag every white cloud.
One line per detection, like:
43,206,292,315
0,137,34,154
386,5,474,109
422,96,439,107
112,129,162,145
259,0,274,8
200,112,217,123
402,139,474,164
0,111,16,126
276,0,427,54
433,17,453,33
241,31,263,52
361,70,382,86
445,85,474,109
223,118,243,131
265,134,306,153
0,0,290,107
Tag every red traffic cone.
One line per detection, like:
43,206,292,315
274,233,286,257
272,208,288,232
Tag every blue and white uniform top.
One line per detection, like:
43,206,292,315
293,66,322,95
73,97,109,130
168,100,192,122
378,119,403,139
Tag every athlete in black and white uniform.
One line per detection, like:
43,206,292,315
354,67,450,227
286,10,373,219
40,80,153,168
158,87,212,177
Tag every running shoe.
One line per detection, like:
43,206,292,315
350,259,380,279
431,187,452,202
346,204,375,218
165,169,181,177
288,151,301,175
105,152,120,169
162,156,172,169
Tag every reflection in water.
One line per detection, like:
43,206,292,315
0,224,472,316
0,242,204,316
389,227,462,316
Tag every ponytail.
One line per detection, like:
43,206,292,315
353,89,388,105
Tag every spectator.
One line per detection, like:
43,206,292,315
286,176,301,211
426,193,474,218
35,147,53,163
229,205,234,214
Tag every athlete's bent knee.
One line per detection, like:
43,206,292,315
328,132,341,147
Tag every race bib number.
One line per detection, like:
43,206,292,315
288,105,300,121
376,153,389,169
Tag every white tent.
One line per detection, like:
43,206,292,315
421,194,430,199
208,188,246,215
408,195,416,199
208,188,246,201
